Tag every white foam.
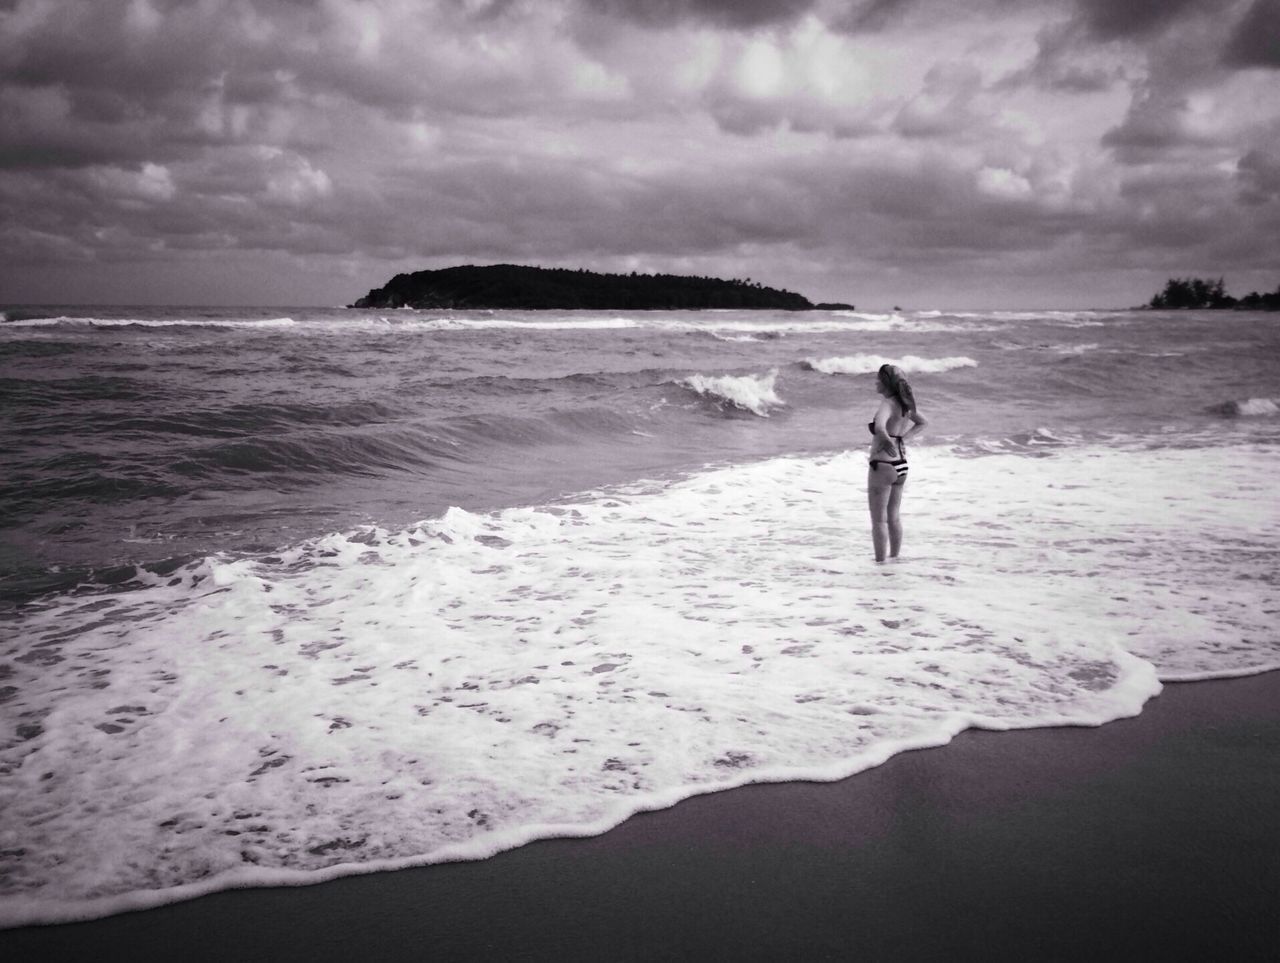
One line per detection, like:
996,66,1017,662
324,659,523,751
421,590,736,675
359,313,985,336
806,354,978,375
678,369,784,416
1052,343,1099,355
390,316,642,331
2,316,297,329
2,442,1277,926
918,310,1108,327
1236,397,1278,417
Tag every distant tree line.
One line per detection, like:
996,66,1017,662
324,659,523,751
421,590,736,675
350,264,851,311
1149,277,1280,310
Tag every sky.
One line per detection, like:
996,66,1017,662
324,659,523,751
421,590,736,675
1,0,1278,309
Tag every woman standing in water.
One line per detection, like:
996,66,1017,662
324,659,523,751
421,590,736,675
868,363,927,562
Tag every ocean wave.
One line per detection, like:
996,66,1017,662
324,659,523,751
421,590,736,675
110,399,408,437
384,316,642,331
704,330,779,343
993,310,1108,327
1,374,160,405
0,464,185,510
918,310,1107,327
1205,397,1279,417
677,369,783,416
355,313,980,336
1,316,298,329
804,354,978,375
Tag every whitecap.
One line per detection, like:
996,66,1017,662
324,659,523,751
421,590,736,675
678,369,784,416
2,316,297,329
805,354,978,375
1206,397,1279,418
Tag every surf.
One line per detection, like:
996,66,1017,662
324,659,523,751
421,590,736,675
3,441,1277,927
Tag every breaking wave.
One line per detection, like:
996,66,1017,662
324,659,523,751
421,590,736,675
1206,397,1279,418
677,370,783,417
3,316,298,329
804,354,978,375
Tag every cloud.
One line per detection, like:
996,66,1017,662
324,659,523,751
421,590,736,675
1,0,1278,308
1237,149,1280,203
833,0,918,33
578,0,818,30
1223,0,1280,67
88,162,177,203
977,165,1034,199
893,62,986,138
1070,0,1207,39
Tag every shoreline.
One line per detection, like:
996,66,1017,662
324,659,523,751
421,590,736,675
4,670,1277,961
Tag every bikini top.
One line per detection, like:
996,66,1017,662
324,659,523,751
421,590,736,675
868,421,906,457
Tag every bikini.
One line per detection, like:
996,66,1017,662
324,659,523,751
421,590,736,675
868,421,908,482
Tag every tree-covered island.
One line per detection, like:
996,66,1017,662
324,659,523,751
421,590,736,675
1148,277,1280,310
350,264,854,311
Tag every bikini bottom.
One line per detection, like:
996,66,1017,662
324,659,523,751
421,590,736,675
869,458,909,484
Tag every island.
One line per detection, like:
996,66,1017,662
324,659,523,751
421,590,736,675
349,264,854,311
1148,276,1280,310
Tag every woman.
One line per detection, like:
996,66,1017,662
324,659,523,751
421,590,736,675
867,363,927,562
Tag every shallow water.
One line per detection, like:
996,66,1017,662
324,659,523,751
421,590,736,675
1,305,1277,925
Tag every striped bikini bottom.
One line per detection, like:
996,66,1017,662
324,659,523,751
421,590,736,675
869,457,909,483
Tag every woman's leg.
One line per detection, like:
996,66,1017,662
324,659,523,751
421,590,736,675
887,479,906,557
867,466,893,562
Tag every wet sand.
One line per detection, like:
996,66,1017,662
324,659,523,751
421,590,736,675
4,671,1278,962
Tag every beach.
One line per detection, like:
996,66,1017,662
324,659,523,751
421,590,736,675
3,670,1276,960
2,306,1278,941
8,0,1280,952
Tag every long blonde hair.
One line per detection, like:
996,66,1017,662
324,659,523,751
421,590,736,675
877,363,916,415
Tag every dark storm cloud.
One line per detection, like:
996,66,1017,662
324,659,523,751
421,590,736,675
892,63,985,139
2,0,1277,307
829,0,1247,44
1223,0,1280,67
0,0,557,177
1101,91,1194,155
1237,149,1280,203
322,155,820,263
323,148,1100,274
1070,0,1206,39
1,3,299,169
580,0,818,29
829,0,917,33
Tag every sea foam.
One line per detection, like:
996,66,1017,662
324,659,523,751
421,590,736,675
1207,397,1279,417
805,354,978,375
2,443,1277,927
1,316,297,329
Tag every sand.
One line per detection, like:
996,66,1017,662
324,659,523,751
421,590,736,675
3,671,1278,962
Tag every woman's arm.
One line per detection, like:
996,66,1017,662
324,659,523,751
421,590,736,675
902,410,928,442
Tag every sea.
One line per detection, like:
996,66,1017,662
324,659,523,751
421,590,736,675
2,304,1278,926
